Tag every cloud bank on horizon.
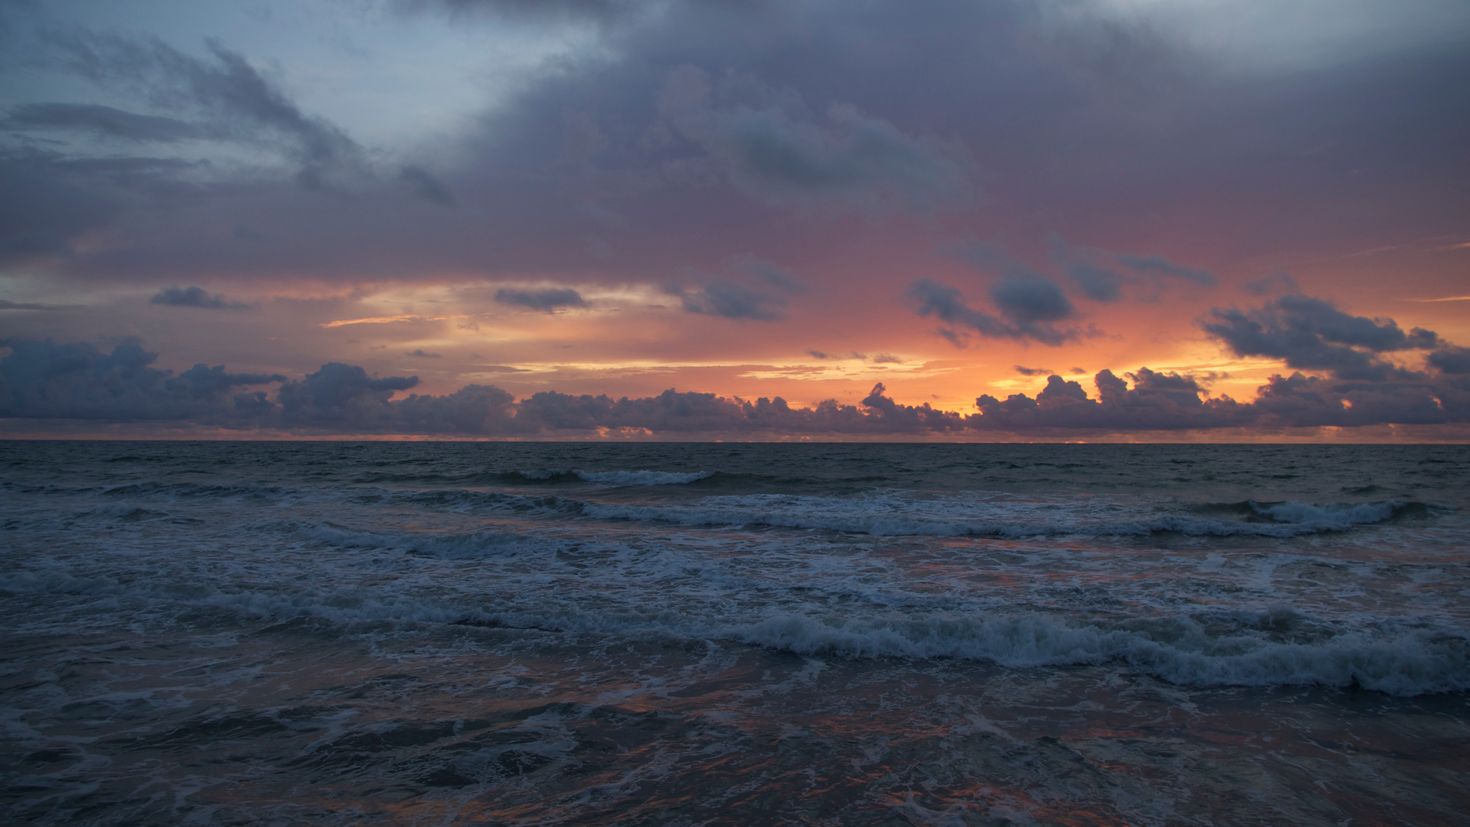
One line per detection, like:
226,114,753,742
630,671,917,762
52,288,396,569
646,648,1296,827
5,291,1469,436
2,0,1468,437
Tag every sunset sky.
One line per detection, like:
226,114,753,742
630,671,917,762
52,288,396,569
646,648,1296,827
2,0,1468,438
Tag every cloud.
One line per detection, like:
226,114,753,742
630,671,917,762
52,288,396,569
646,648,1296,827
4,337,1468,435
656,64,972,210
975,369,1243,431
990,276,1075,325
4,102,200,142
276,362,420,429
907,277,1075,345
1203,293,1439,381
1050,239,1216,303
42,28,363,187
1243,272,1300,295
150,285,247,310
397,0,637,25
494,286,586,312
1064,260,1126,302
1014,365,1052,376
677,259,803,321
406,348,442,358
4,0,1465,301
0,338,278,420
398,165,456,206
1429,347,1470,374
680,281,785,321
0,299,72,311
1117,255,1217,286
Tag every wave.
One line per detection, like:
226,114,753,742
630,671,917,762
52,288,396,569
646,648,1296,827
300,523,546,559
717,612,1469,696
35,568,1462,695
99,481,293,500
579,494,1426,538
1193,499,1429,526
8,556,1464,695
353,468,715,487
569,469,714,486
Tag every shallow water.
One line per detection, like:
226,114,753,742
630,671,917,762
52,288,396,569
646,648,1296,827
2,442,1468,823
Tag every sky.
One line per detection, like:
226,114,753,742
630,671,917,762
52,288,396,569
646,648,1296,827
1,0,1468,440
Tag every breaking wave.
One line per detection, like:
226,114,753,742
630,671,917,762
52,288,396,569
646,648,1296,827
12,565,1461,695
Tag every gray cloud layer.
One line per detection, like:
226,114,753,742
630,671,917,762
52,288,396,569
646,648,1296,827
150,285,246,310
6,0,1462,289
494,287,587,312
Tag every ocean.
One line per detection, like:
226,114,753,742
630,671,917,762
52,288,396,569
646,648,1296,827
2,441,1468,824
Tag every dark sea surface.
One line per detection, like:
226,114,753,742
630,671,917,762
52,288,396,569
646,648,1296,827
2,441,1468,824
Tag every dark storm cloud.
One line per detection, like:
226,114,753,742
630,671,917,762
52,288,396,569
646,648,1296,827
398,165,456,206
989,277,1075,325
907,278,1075,346
397,0,638,24
0,149,129,265
1117,255,1217,286
680,281,785,321
4,102,200,142
1243,272,1301,296
1203,294,1439,381
677,259,803,321
39,28,362,186
494,286,586,312
1064,260,1126,303
150,285,247,310
1049,240,1216,303
908,280,1014,341
0,299,71,311
3,0,1466,294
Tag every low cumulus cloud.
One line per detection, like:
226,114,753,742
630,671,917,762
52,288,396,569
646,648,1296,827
150,285,247,310
0,339,279,420
6,294,1468,434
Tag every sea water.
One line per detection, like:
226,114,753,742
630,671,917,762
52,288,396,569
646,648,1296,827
2,441,1468,823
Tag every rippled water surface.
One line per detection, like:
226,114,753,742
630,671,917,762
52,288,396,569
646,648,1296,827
3,441,1469,824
